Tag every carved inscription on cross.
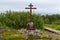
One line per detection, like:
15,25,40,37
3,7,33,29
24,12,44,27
25,3,37,22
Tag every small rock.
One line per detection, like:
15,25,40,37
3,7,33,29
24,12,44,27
18,29,27,33
0,36,4,40
0,27,6,31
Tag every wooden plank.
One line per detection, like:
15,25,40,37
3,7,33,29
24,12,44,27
44,26,60,35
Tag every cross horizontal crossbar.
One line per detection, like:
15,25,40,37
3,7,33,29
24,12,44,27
25,8,36,9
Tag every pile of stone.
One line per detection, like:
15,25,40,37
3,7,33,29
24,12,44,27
18,29,40,38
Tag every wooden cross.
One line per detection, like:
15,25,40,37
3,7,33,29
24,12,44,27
25,3,37,22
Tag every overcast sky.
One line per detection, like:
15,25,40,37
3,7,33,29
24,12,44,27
0,0,60,15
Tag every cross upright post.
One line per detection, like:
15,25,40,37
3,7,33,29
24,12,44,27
25,3,37,22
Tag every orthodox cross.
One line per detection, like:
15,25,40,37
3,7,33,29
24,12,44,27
25,3,37,22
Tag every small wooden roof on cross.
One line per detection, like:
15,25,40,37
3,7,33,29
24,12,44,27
25,3,37,22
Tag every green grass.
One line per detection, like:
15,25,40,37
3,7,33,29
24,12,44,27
0,30,26,40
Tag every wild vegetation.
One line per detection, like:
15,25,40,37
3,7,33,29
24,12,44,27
0,11,43,29
0,11,60,30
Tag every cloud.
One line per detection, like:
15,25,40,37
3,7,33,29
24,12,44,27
0,0,60,14
0,0,26,2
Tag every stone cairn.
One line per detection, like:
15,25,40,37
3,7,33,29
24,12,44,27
26,22,40,37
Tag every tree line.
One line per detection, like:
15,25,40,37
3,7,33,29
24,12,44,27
42,14,60,24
